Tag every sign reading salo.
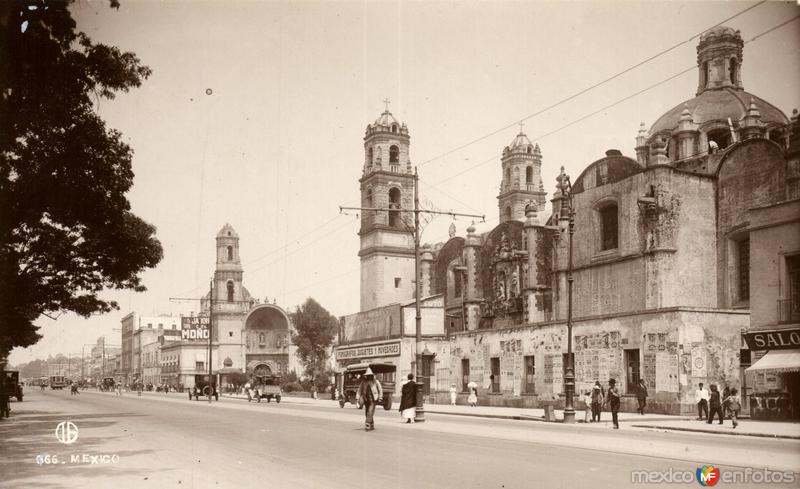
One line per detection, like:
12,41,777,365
335,341,401,360
181,316,210,341
744,329,800,351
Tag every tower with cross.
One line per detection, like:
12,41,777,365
498,123,547,223
358,101,416,311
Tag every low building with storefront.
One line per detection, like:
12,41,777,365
334,296,446,398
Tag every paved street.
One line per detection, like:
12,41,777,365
1,390,798,489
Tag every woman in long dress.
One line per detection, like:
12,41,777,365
399,373,417,423
449,384,457,406
467,381,478,407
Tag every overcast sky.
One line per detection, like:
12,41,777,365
10,0,800,365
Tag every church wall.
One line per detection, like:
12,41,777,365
717,140,787,308
431,308,746,414
359,253,416,311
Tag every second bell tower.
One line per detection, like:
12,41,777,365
358,103,416,311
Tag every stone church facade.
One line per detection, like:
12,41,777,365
339,27,799,415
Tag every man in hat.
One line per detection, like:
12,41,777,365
357,367,383,431
605,378,621,429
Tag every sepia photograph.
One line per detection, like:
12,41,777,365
1,0,800,487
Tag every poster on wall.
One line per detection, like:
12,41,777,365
482,344,491,389
691,346,707,378
513,353,523,396
655,352,679,392
643,353,657,390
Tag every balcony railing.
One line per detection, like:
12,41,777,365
777,299,800,324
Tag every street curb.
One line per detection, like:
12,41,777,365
631,424,800,440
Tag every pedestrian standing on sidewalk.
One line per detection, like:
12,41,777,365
707,384,724,425
583,390,592,423
357,367,382,431
591,381,604,422
605,378,620,429
399,373,417,424
722,384,730,418
636,379,648,415
696,382,709,420
468,386,478,407
723,387,741,429
449,384,457,406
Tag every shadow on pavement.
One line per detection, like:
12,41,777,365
0,410,154,488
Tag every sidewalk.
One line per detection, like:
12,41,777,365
219,392,800,439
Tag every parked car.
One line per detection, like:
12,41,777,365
338,362,395,410
2,371,23,402
189,374,218,401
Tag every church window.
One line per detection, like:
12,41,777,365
368,147,373,165
505,206,512,221
259,333,266,345
701,61,708,88
599,204,618,251
366,188,373,207
389,145,399,163
738,239,750,303
526,166,533,185
505,168,510,186
227,281,234,302
391,124,398,133
707,128,731,150
394,277,402,288
227,246,233,261
388,187,401,227
729,58,737,84
527,146,532,154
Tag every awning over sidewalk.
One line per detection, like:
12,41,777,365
746,349,800,373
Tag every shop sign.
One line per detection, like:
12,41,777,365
335,341,401,360
181,316,209,341
743,329,800,351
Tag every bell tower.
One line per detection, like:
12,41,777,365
214,223,244,305
359,101,416,311
498,126,547,223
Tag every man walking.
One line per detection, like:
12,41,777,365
357,367,383,431
399,373,417,424
707,384,724,425
605,378,620,429
696,382,709,420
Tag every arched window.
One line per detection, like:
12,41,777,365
701,61,708,88
366,188,373,207
453,268,462,298
505,206,512,221
226,281,234,302
388,187,401,227
707,128,731,150
505,168,510,185
226,246,233,261
525,166,533,185
527,146,532,154
389,145,399,163
391,124,398,133
368,147,373,165
599,204,619,251
729,58,737,84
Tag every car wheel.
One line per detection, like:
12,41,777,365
276,396,281,403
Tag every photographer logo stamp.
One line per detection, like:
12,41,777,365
55,421,79,445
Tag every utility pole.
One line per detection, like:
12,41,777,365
340,167,484,423
208,278,214,404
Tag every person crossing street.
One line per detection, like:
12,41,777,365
357,367,382,431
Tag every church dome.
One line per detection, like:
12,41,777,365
374,110,399,128
649,88,788,136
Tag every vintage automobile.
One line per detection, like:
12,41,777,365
338,362,395,410
49,375,67,390
2,371,23,402
189,374,218,401
250,374,282,403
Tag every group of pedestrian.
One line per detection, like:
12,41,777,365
695,382,740,428
582,379,623,428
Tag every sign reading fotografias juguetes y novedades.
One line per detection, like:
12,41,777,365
181,316,210,341
335,341,401,360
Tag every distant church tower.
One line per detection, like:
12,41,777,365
215,223,244,306
498,127,546,222
359,102,416,311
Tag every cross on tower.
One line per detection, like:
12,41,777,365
518,121,525,134
383,98,391,112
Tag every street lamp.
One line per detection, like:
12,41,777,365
557,166,576,424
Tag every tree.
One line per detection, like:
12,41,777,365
290,298,338,387
0,1,163,358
